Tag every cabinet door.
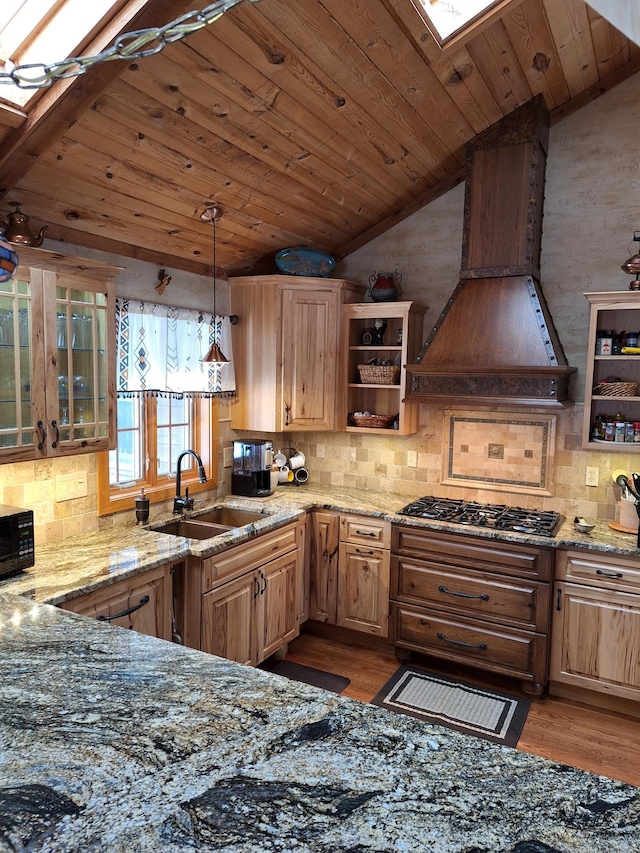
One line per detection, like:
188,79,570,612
309,511,340,624
41,271,115,456
0,270,38,461
63,565,172,640
258,550,300,663
337,541,390,637
281,288,338,430
550,581,640,701
201,571,258,665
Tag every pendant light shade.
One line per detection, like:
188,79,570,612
201,341,228,365
200,204,228,366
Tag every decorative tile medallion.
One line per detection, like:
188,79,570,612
442,410,556,496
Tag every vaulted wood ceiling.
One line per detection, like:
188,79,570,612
0,0,638,277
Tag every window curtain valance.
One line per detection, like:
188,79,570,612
115,298,236,398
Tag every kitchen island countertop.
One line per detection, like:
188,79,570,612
1,485,637,607
1,590,638,853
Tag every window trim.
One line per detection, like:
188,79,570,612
97,397,218,516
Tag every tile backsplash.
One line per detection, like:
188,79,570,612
4,403,639,546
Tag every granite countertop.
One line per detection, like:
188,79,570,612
2,485,639,606
1,591,638,853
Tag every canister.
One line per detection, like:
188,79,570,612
595,330,613,355
615,421,626,442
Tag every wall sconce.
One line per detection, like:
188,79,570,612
199,205,238,365
621,231,640,290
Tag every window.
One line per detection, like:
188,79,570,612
414,0,501,44
97,298,236,516
97,395,218,515
0,0,125,107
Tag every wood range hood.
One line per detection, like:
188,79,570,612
406,96,575,409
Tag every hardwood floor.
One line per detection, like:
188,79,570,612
285,630,640,788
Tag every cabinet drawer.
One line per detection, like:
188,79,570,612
202,523,300,592
340,514,391,547
392,602,547,683
392,557,550,633
556,549,640,594
393,524,552,581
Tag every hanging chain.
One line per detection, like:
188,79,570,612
0,0,261,90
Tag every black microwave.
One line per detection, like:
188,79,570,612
0,504,34,580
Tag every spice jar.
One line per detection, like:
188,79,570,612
596,330,613,355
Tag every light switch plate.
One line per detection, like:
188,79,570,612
56,471,88,502
223,446,233,468
407,450,417,468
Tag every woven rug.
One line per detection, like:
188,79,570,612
371,666,530,747
262,660,350,694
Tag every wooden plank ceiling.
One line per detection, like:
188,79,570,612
0,0,638,277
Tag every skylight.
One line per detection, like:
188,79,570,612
415,0,499,42
0,0,123,108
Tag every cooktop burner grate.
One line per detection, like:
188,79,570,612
398,497,564,537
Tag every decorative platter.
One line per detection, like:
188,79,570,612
275,246,336,277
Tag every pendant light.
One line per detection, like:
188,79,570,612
200,205,228,365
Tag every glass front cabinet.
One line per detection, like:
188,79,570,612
0,247,119,461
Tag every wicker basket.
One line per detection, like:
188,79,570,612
352,413,396,429
592,381,638,397
357,363,400,385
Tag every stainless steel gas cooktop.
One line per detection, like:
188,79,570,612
398,497,564,537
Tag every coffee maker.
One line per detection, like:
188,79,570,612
231,439,274,497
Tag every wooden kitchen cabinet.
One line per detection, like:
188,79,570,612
550,549,640,716
229,275,364,432
583,291,640,451
199,521,303,665
342,301,426,435
2,247,118,461
391,525,553,693
309,510,340,623
308,510,391,636
61,563,173,641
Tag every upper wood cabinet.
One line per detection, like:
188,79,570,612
229,275,364,432
342,301,426,435
2,247,119,462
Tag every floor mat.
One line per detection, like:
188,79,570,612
371,666,530,746
263,660,350,694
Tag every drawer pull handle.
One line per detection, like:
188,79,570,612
438,584,489,601
97,595,150,622
356,530,376,537
596,569,623,579
437,631,487,651
355,548,374,555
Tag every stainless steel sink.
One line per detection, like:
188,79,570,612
191,507,265,526
152,507,266,540
153,520,232,540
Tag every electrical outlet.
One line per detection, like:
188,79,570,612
585,467,599,487
55,472,88,502
407,450,418,468
223,447,233,468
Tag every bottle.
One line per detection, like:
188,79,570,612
135,487,150,524
634,422,640,442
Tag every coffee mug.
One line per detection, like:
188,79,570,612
289,450,306,470
278,466,294,483
274,451,287,467
294,467,309,484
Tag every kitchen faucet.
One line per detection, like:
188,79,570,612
173,449,207,513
